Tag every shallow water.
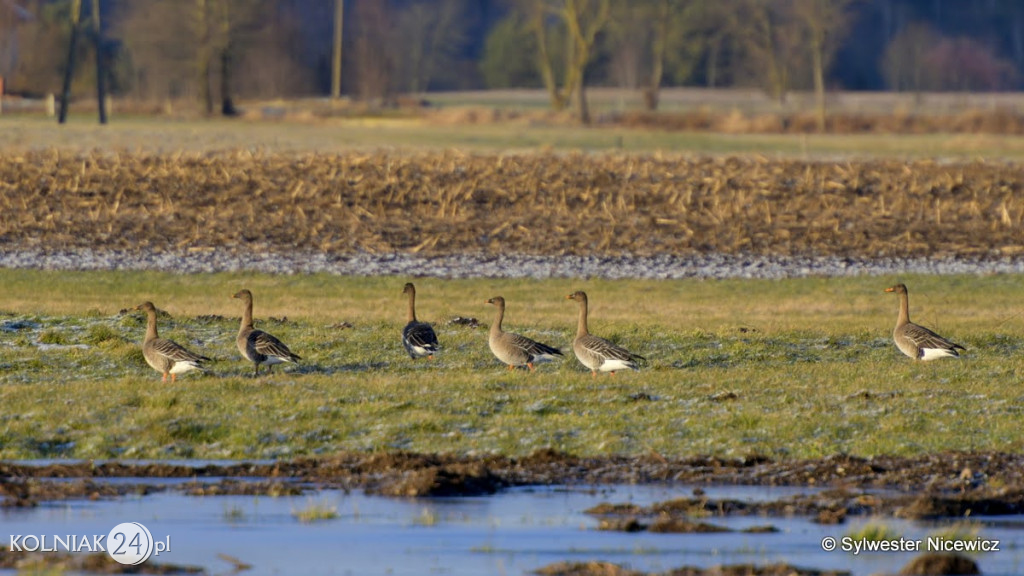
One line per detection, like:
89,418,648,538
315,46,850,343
2,484,1023,576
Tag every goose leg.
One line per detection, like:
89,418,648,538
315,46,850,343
161,373,168,382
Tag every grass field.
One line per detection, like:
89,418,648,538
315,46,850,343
2,269,1022,461
2,111,1024,464
7,114,1024,160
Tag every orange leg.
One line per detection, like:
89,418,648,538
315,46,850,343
171,373,177,382
591,371,597,378
527,363,535,372
507,364,514,371
161,373,168,382
427,354,434,360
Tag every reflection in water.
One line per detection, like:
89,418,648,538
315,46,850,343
2,484,1023,576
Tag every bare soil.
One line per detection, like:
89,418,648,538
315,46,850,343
2,450,1023,518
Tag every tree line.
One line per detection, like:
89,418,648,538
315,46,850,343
2,0,1023,120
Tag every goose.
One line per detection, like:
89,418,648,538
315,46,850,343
402,282,439,359
885,283,965,361
486,296,563,371
232,289,301,376
566,291,645,376
134,301,210,382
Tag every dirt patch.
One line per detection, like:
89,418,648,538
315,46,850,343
0,477,165,507
898,553,980,576
647,518,732,533
180,479,304,497
534,561,850,576
366,461,505,497
3,450,1024,515
0,546,204,574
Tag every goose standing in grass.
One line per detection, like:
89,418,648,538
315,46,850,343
486,296,562,371
402,282,439,359
134,301,210,382
566,291,645,376
885,283,965,361
232,289,301,376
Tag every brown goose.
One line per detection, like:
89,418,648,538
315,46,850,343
402,282,439,359
232,289,301,376
134,301,210,382
566,291,645,376
885,283,965,361
486,296,563,371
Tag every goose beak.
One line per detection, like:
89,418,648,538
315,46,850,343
884,287,895,293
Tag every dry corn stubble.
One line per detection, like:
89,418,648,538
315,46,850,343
0,151,1022,259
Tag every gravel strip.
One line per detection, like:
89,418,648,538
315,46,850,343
1,249,1022,279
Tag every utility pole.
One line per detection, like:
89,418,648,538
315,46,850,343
331,0,343,100
92,0,107,124
59,0,84,124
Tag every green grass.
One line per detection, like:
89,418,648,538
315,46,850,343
2,269,1024,460
291,499,339,522
846,522,902,542
7,115,1024,160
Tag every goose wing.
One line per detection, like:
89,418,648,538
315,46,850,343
579,334,645,364
904,322,965,352
506,332,562,359
152,338,210,364
250,330,301,361
403,322,439,352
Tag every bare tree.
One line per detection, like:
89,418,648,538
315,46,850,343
881,21,937,94
114,0,196,103
58,0,83,123
91,0,106,123
331,0,343,99
793,0,853,132
395,0,467,94
738,0,801,106
351,0,392,101
525,0,610,123
195,0,213,113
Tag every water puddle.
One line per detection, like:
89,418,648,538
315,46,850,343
3,483,1024,575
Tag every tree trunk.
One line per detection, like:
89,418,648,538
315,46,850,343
59,0,83,124
576,70,590,124
92,0,106,124
331,0,344,99
196,0,213,115
707,37,720,88
218,0,236,116
644,0,669,111
811,32,825,132
530,2,566,111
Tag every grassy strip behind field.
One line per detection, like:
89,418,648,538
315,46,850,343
7,115,1024,159
1,269,1023,460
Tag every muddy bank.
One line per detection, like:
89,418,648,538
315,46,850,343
0,546,204,574
2,450,1023,507
534,561,851,576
